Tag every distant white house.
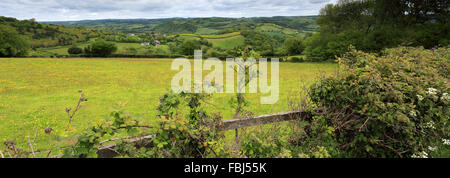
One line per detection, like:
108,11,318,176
141,42,151,46
155,40,161,45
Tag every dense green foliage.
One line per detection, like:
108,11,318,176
306,0,450,61
67,46,83,55
180,40,202,55
310,46,449,157
0,16,103,48
0,24,30,57
153,21,198,34
241,30,284,56
62,92,228,158
284,37,305,55
63,108,146,158
148,92,227,158
84,40,118,57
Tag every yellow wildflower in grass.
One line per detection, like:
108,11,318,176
0,57,336,150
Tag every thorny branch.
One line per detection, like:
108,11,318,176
27,136,35,158
66,90,87,128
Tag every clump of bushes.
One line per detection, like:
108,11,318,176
239,124,294,158
148,92,228,158
68,46,83,55
310,46,449,158
0,24,30,57
84,40,118,57
290,56,305,63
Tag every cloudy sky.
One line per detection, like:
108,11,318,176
0,0,337,21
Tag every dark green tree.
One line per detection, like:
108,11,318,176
68,46,83,55
180,40,201,56
305,0,450,61
284,37,305,55
87,40,118,57
240,30,282,56
0,24,30,57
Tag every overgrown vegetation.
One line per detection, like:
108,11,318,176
0,24,30,57
0,16,103,49
84,40,118,57
309,46,449,157
305,0,449,61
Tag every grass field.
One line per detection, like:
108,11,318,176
178,32,245,49
31,42,171,56
195,28,218,35
0,58,336,151
207,35,245,49
33,31,246,57
256,23,298,35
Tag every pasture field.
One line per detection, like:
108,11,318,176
32,31,247,57
195,28,219,35
256,23,298,35
207,35,245,49
0,58,336,151
29,42,89,57
30,42,171,56
177,32,241,39
178,32,245,49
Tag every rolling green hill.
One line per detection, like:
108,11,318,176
176,32,245,49
22,16,320,57
153,21,198,34
0,16,105,48
46,16,318,36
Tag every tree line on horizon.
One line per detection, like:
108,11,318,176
1,0,449,59
305,0,449,60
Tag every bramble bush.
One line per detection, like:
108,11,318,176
63,107,148,158
147,92,228,158
61,92,229,158
310,46,449,158
239,124,293,158
238,119,336,158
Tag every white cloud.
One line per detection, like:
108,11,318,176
0,0,337,21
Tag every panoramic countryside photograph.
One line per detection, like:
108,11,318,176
0,0,449,160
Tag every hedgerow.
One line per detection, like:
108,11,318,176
147,92,228,158
310,46,449,158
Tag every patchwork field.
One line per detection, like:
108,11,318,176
178,32,245,49
30,42,172,57
0,58,336,150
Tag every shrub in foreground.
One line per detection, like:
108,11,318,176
310,46,449,158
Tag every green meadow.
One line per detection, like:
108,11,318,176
178,32,245,49
0,58,336,150
30,42,172,57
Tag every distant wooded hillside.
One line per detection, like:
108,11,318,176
45,16,319,35
0,16,104,48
